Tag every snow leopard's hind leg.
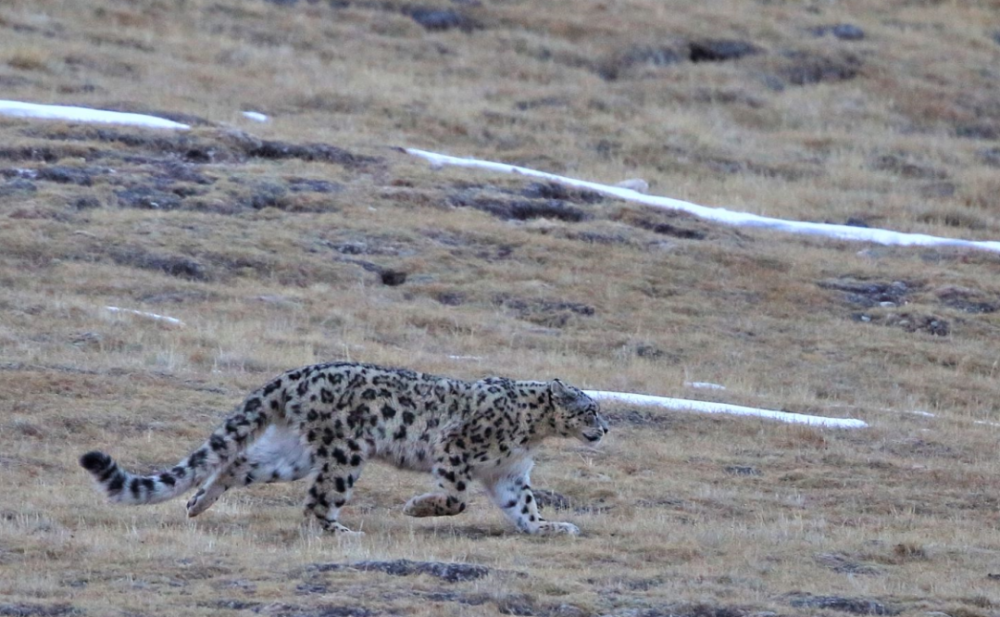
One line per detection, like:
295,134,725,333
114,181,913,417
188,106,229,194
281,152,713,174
186,424,313,516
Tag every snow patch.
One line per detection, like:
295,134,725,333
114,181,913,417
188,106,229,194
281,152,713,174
405,148,1000,254
242,111,269,123
684,381,726,390
585,390,867,429
0,100,190,130
105,306,185,326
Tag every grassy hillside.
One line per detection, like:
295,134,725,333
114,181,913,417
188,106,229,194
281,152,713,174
2,0,1000,615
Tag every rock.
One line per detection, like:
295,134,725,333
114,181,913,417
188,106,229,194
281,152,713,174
405,8,478,32
0,178,38,196
786,593,899,615
956,124,999,140
434,292,465,306
936,286,999,314
817,278,914,308
115,186,183,210
608,603,754,617
308,559,491,583
635,343,665,359
71,196,101,209
204,600,261,611
514,97,568,111
884,313,949,336
724,465,761,476
977,147,1000,167
810,24,865,40
287,178,342,193
688,39,759,62
379,270,407,286
0,604,81,616
35,165,94,185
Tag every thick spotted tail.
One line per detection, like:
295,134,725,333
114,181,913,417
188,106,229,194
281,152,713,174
80,382,280,506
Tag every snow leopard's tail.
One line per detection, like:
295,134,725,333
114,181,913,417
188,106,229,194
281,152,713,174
80,376,286,506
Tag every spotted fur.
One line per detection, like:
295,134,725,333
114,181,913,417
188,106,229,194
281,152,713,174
80,362,608,535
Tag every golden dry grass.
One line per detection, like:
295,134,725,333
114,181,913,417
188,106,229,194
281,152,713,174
2,0,1000,615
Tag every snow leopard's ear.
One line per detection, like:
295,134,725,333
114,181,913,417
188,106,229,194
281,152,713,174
550,379,588,411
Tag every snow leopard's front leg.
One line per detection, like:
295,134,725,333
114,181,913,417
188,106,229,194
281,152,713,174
403,436,471,517
483,459,580,536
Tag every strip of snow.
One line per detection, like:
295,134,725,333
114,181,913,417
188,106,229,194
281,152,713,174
973,419,1000,428
105,306,185,326
0,100,190,130
684,381,726,390
242,111,269,123
585,390,868,429
405,148,1000,254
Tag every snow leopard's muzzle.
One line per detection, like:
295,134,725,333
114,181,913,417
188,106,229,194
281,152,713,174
580,413,609,444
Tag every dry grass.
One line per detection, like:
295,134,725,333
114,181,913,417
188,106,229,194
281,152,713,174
2,0,1000,615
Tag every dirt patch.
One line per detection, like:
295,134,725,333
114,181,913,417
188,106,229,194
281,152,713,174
598,45,683,80
493,294,595,327
609,604,754,617
603,408,676,429
404,7,480,32
723,465,761,477
520,182,604,205
115,186,184,210
248,140,381,169
274,605,377,617
448,193,588,223
814,552,883,576
613,208,708,240
774,51,861,87
809,24,865,40
852,312,950,336
0,178,37,196
936,286,999,314
870,153,948,180
786,593,899,615
533,488,572,511
109,246,208,281
307,559,491,583
0,604,82,617
818,278,916,308
978,148,1000,167
688,39,760,63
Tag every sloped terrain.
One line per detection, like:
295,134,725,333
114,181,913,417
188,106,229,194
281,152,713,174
2,0,1000,615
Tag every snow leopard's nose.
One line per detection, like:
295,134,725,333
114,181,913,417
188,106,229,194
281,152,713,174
597,414,609,434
